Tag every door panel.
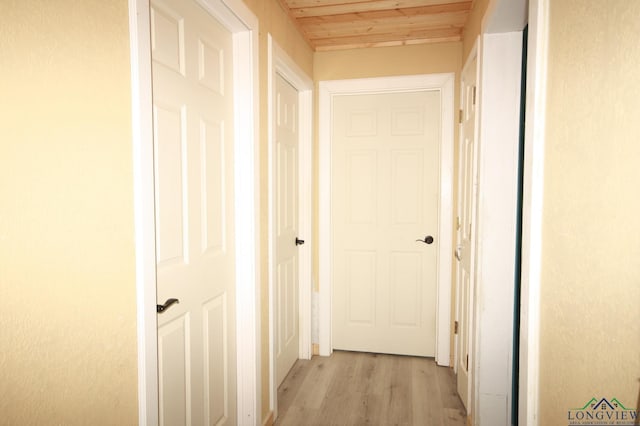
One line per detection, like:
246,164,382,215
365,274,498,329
201,120,226,255
152,0,236,423
203,294,228,424
347,152,377,224
158,315,190,425
390,252,422,327
154,103,185,264
456,55,478,411
346,250,376,325
275,74,300,385
391,151,423,224
332,91,440,357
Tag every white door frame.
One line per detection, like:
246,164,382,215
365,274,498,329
318,74,454,365
128,1,260,424
468,0,546,424
472,30,523,426
266,34,313,420
518,1,548,424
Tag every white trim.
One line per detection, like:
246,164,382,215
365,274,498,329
128,1,158,424
519,1,548,425
227,3,260,425
318,74,455,365
318,83,333,357
437,76,454,367
266,34,314,421
129,1,260,424
473,31,523,426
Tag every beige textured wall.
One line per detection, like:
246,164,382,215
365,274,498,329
0,1,138,424
241,0,314,422
314,42,461,81
539,1,640,424
462,0,490,62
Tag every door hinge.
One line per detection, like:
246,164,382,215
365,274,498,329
454,321,459,334
458,109,463,124
466,354,469,370
456,216,461,231
472,86,477,105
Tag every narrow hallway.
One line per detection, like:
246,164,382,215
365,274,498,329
275,351,466,426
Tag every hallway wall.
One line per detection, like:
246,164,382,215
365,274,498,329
0,1,138,424
539,1,640,423
240,0,314,422
462,0,490,61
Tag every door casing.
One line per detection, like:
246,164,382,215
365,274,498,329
266,34,313,421
518,1,548,424
463,0,547,424
471,31,523,426
318,74,455,365
128,0,260,424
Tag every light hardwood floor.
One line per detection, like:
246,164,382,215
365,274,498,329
274,351,467,426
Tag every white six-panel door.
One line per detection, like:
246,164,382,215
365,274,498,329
151,0,236,423
275,73,300,385
456,53,478,412
331,90,441,356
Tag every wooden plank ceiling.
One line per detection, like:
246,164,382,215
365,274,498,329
279,0,473,51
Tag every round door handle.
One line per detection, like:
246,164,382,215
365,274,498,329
416,235,434,244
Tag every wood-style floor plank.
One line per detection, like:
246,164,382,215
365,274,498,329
278,358,313,416
275,351,467,426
